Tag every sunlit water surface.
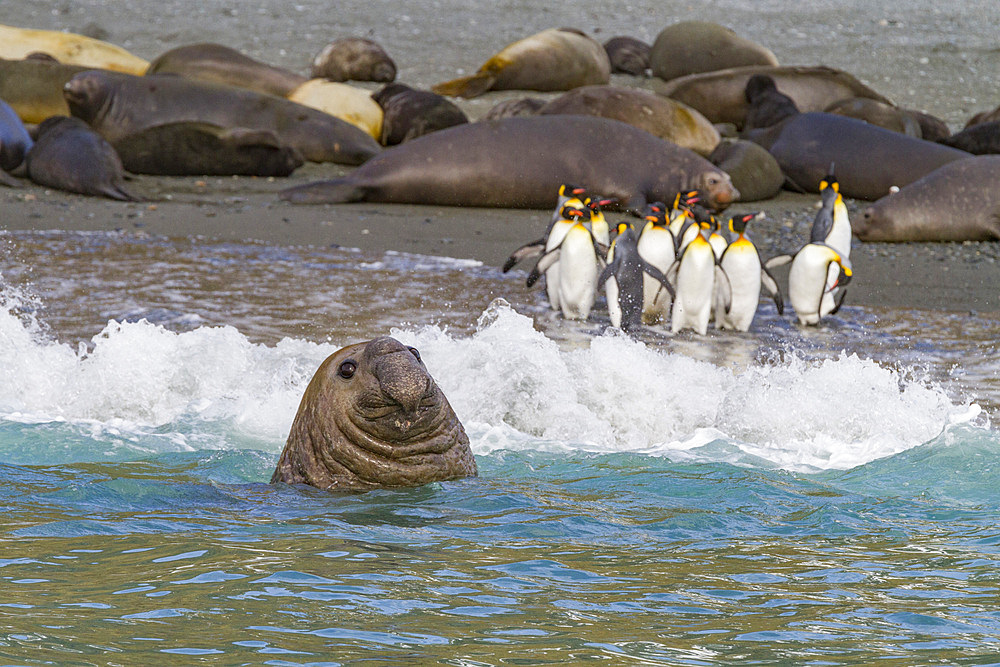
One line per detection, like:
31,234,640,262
1,230,999,665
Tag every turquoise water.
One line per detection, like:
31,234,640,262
1,230,999,664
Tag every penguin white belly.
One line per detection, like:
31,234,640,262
605,275,622,328
637,229,675,324
789,246,829,325
671,249,716,334
558,232,598,320
820,264,840,317
544,222,573,310
717,250,761,331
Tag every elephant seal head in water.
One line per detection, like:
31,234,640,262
271,336,477,491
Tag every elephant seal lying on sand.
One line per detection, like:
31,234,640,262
271,337,477,491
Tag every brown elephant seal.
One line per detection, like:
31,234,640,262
113,122,303,176
311,38,396,83
433,28,610,99
964,104,1000,129
483,97,546,120
0,57,90,123
371,82,469,146
603,36,651,75
0,24,148,74
709,139,784,201
25,116,137,201
271,337,476,491
747,112,971,200
742,74,799,132
656,65,892,129
146,43,308,97
857,156,1000,242
0,98,32,184
939,121,1000,155
905,109,952,143
824,97,922,137
536,85,719,155
63,69,381,165
279,115,738,212
650,21,778,82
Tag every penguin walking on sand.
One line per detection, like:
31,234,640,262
600,221,676,332
668,221,732,335
766,242,852,326
502,184,588,273
636,203,677,324
715,212,784,331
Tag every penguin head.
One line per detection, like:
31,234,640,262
819,164,840,193
614,221,632,237
728,211,765,236
559,183,587,199
642,201,667,226
560,201,589,221
691,203,717,231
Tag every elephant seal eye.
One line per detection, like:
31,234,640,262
408,347,421,362
338,360,357,379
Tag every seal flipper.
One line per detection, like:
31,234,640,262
280,178,367,204
0,168,22,188
431,72,498,99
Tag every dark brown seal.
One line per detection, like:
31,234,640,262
824,97,922,137
656,65,892,129
483,97,547,120
271,337,477,491
939,121,1000,155
742,74,799,132
650,21,778,82
371,82,469,146
279,115,739,213
603,36,651,75
311,38,397,83
857,156,1000,242
146,43,308,97
25,116,138,200
63,69,381,165
0,98,32,185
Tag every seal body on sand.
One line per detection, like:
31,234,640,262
287,79,385,139
709,139,784,201
432,28,610,99
537,85,720,156
603,36,651,75
656,65,892,129
279,115,738,212
0,23,148,74
311,38,396,83
113,122,303,176
25,116,137,200
650,21,778,82
371,82,469,146
906,108,952,143
271,336,476,491
0,98,32,184
964,103,1000,129
0,57,90,123
824,97,922,137
747,112,971,200
483,97,546,120
857,156,1000,242
146,43,308,97
64,70,381,165
939,121,1000,155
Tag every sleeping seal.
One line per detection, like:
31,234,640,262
857,155,1000,242
271,337,477,491
279,115,739,212
145,43,308,97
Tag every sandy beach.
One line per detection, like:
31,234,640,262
3,0,1000,313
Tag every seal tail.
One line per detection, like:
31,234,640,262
431,72,498,99
279,179,365,204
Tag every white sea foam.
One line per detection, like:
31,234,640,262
0,287,982,471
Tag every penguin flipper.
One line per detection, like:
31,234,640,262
714,266,733,314
527,248,561,288
639,259,676,300
764,254,793,271
596,260,615,290
760,266,784,315
502,238,545,272
829,287,848,316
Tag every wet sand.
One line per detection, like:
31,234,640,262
3,0,1000,313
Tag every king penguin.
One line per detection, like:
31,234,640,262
810,168,852,316
502,184,587,273
715,212,784,331
554,215,604,320
767,242,852,326
636,203,677,324
668,221,732,335
600,221,675,332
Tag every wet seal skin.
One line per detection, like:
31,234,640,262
271,337,477,491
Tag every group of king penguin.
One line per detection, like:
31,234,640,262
503,173,853,334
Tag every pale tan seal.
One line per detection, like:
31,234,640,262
271,337,477,491
0,23,148,74
432,28,610,99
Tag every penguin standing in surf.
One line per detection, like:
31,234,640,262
766,242,851,326
600,221,675,332
715,212,784,331
668,220,732,335
527,207,606,320
810,169,853,316
502,184,588,273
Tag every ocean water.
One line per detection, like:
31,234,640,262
2,229,1000,665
